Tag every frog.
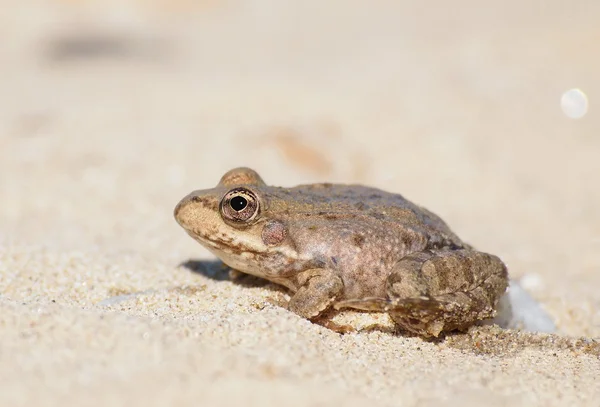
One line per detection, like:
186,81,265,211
174,167,509,337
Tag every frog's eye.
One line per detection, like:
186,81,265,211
220,188,260,224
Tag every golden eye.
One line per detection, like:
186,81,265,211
220,188,260,224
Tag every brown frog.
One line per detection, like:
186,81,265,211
174,167,508,337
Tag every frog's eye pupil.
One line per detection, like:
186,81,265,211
230,196,248,211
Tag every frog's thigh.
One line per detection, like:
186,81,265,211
385,249,508,337
287,269,344,319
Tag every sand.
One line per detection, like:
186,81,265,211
1,1,599,406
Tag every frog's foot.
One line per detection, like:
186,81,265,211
335,297,390,312
335,297,447,336
312,314,356,334
287,268,344,319
285,269,354,333
336,296,466,338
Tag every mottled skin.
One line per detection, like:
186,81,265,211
174,167,508,337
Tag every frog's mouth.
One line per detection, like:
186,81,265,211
186,229,264,256
185,228,306,281
185,229,271,276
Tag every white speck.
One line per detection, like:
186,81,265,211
561,88,588,119
519,273,544,291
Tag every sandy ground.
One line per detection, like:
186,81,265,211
1,1,599,406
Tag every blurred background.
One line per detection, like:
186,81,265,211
1,0,599,335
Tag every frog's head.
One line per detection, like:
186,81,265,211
174,167,297,277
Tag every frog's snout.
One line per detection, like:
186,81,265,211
173,202,181,219
173,191,221,231
173,193,197,227
173,198,188,225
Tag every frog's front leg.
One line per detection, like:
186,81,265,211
287,268,344,319
335,249,508,338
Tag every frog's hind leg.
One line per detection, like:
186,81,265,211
335,250,508,338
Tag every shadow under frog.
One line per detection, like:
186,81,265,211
180,258,284,290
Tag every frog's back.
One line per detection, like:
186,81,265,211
265,183,465,250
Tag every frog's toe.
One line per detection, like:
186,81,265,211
335,296,443,313
334,297,391,312
335,297,447,337
385,297,487,338
314,318,356,334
